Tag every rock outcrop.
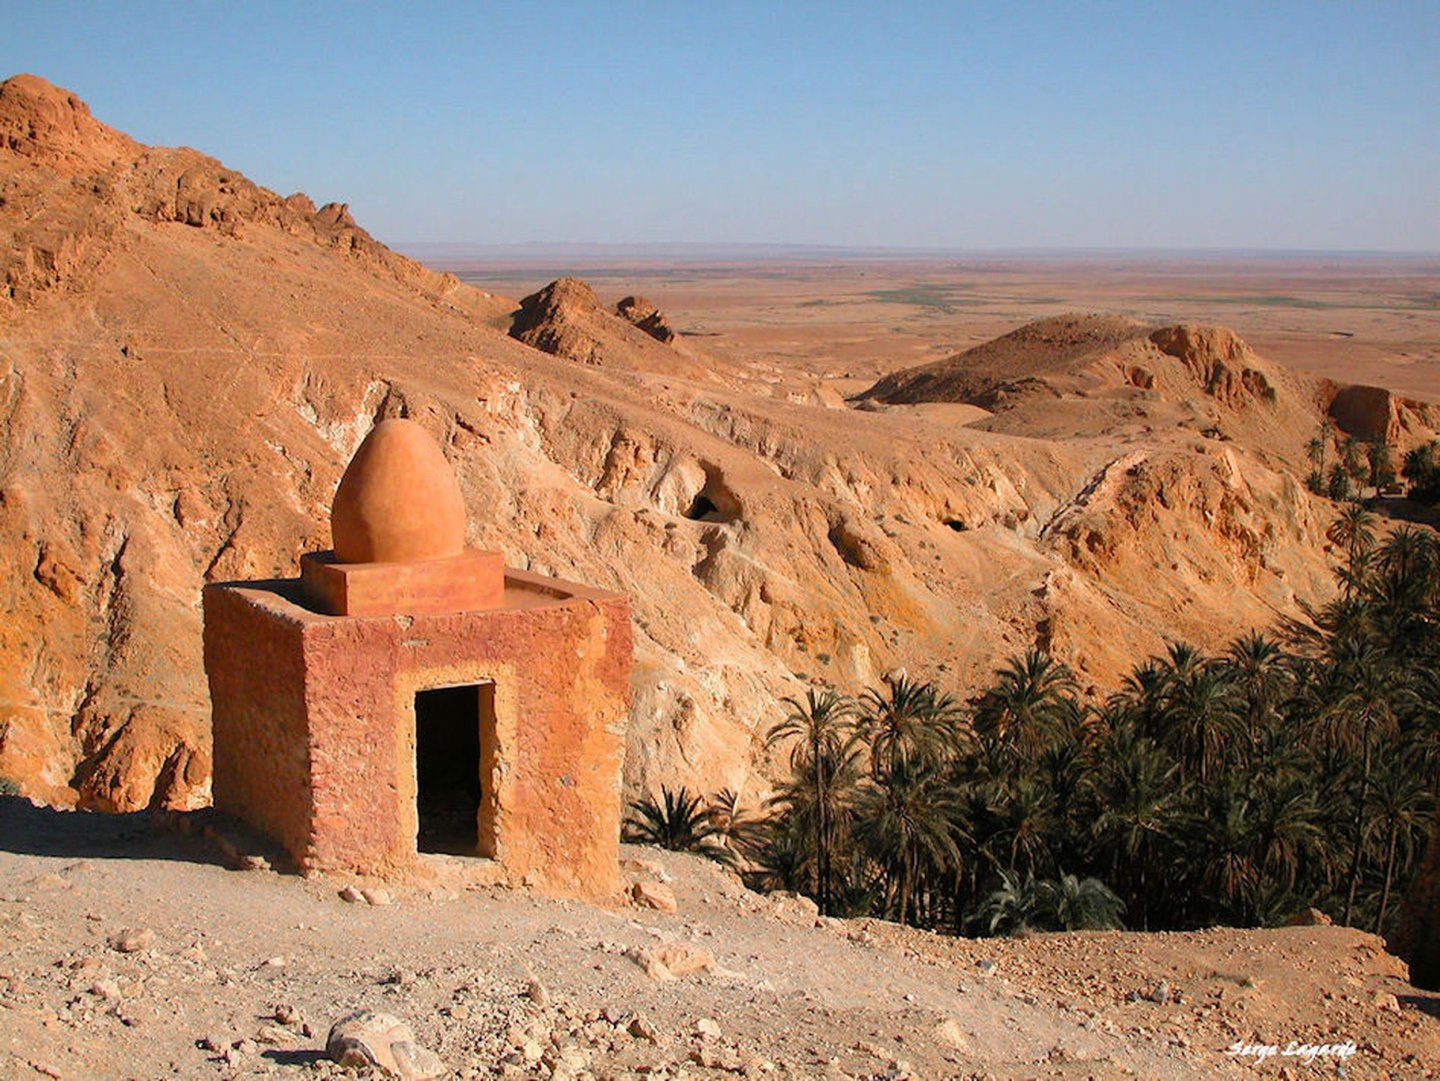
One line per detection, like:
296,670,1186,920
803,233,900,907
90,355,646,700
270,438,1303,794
1147,324,1276,407
861,315,1289,420
510,279,713,379
0,74,502,322
615,295,677,342
0,73,137,170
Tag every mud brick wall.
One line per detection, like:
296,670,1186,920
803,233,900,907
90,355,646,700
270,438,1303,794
204,574,631,901
203,582,314,861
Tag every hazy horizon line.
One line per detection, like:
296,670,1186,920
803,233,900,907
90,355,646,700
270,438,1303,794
397,241,1440,263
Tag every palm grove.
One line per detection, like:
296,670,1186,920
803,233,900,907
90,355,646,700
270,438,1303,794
627,506,1438,942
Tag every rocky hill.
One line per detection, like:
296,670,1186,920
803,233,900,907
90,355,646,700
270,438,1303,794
0,75,1429,820
858,313,1440,450
509,278,717,379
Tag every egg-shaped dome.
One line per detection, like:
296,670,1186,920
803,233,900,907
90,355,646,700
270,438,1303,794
331,419,466,564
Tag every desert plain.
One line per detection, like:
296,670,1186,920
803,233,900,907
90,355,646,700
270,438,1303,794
438,250,1440,402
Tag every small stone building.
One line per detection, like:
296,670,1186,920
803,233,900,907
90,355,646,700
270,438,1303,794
203,419,631,899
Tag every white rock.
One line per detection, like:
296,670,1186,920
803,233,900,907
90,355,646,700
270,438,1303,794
933,1018,969,1050
88,978,121,1000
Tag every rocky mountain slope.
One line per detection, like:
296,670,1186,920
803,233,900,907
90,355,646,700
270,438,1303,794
0,75,1429,818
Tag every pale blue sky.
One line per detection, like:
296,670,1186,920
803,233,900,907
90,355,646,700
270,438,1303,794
3,1,1437,250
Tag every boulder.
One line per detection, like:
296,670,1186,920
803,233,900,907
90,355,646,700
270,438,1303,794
631,880,678,914
624,943,715,981
326,1010,445,1079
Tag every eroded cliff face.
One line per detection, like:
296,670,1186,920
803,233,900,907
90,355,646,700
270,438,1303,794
0,75,1412,816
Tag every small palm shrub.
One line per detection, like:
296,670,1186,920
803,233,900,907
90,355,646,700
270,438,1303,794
973,871,1125,935
1035,872,1126,931
973,870,1035,936
624,786,735,866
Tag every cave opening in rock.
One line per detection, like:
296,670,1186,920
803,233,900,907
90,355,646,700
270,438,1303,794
415,683,495,856
944,518,968,532
685,493,720,521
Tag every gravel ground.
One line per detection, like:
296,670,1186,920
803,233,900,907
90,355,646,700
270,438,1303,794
0,798,1435,1080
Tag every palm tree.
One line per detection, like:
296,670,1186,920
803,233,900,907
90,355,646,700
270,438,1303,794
1341,437,1369,489
973,870,1124,934
857,673,963,775
1379,526,1438,594
1038,735,1091,868
1159,640,1203,683
708,788,766,862
765,688,859,914
768,688,858,768
1364,751,1434,933
1327,461,1355,502
1158,656,1240,786
747,813,812,894
1033,872,1126,931
1402,440,1440,500
1090,723,1178,929
1227,631,1286,690
1186,778,1263,925
1310,418,1334,475
998,776,1060,881
1226,632,1291,757
1366,439,1397,492
1110,658,1170,743
853,757,963,927
972,649,1080,766
1249,776,1328,911
1326,504,1377,598
1315,640,1414,924
1372,527,1440,652
974,870,1034,936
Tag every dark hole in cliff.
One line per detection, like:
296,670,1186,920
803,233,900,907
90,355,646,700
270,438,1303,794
827,523,868,568
944,519,968,532
685,493,721,521
415,683,495,857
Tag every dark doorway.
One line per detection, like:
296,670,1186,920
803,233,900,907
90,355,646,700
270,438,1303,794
415,683,493,856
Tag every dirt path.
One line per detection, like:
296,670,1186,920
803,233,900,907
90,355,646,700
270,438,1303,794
0,799,1435,1079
